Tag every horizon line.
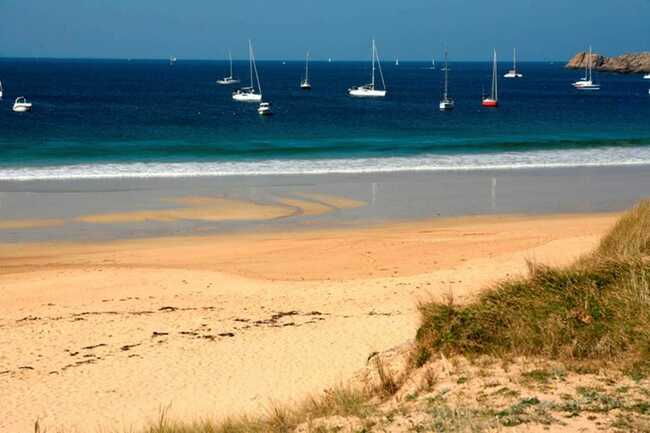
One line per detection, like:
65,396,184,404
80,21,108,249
0,56,568,63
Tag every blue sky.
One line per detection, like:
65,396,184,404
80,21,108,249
1,0,649,61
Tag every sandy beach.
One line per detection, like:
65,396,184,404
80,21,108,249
0,209,619,432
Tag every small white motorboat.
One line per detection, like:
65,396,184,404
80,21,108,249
0,81,3,99
348,39,387,98
13,96,32,112
257,101,272,115
644,73,650,79
233,40,263,102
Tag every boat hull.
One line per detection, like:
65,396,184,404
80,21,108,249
481,98,498,108
217,78,240,85
232,92,262,102
572,80,600,90
13,104,32,112
348,88,386,97
439,100,454,111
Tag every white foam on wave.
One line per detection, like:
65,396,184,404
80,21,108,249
1,146,650,181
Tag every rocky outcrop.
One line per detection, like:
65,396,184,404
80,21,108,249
566,51,650,74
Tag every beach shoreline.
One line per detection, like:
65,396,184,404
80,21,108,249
1,164,648,243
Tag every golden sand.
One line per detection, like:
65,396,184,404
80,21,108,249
0,212,618,432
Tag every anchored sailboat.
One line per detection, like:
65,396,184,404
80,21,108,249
572,46,600,90
439,50,454,111
482,49,499,108
232,40,263,102
348,39,387,97
427,55,436,70
300,51,312,90
504,48,523,78
0,81,3,99
217,51,240,85
395,57,399,66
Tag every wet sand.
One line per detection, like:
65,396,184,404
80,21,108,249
0,165,648,242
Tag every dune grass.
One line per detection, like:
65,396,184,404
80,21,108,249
414,199,650,374
142,385,373,433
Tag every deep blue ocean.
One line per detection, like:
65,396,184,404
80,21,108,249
1,58,649,180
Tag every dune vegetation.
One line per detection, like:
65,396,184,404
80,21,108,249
138,200,650,433
414,200,650,375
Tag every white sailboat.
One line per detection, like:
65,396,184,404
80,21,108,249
169,56,177,66
572,46,600,90
504,48,523,78
395,57,399,66
0,81,3,99
217,51,240,85
481,49,499,108
643,73,650,79
300,51,312,89
427,56,436,70
439,50,454,111
348,39,387,97
232,40,263,102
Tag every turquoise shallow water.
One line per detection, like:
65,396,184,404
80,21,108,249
0,59,649,179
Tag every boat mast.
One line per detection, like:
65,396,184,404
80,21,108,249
513,48,517,72
229,50,233,78
492,49,498,100
443,50,449,100
305,50,310,82
371,39,376,87
375,40,386,90
250,41,262,94
248,40,253,87
587,45,592,81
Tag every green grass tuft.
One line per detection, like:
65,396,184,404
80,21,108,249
415,199,650,372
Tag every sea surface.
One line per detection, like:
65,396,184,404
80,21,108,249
1,58,650,180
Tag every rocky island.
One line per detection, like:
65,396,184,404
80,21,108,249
566,51,650,74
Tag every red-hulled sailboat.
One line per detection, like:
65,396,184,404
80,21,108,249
482,49,498,108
